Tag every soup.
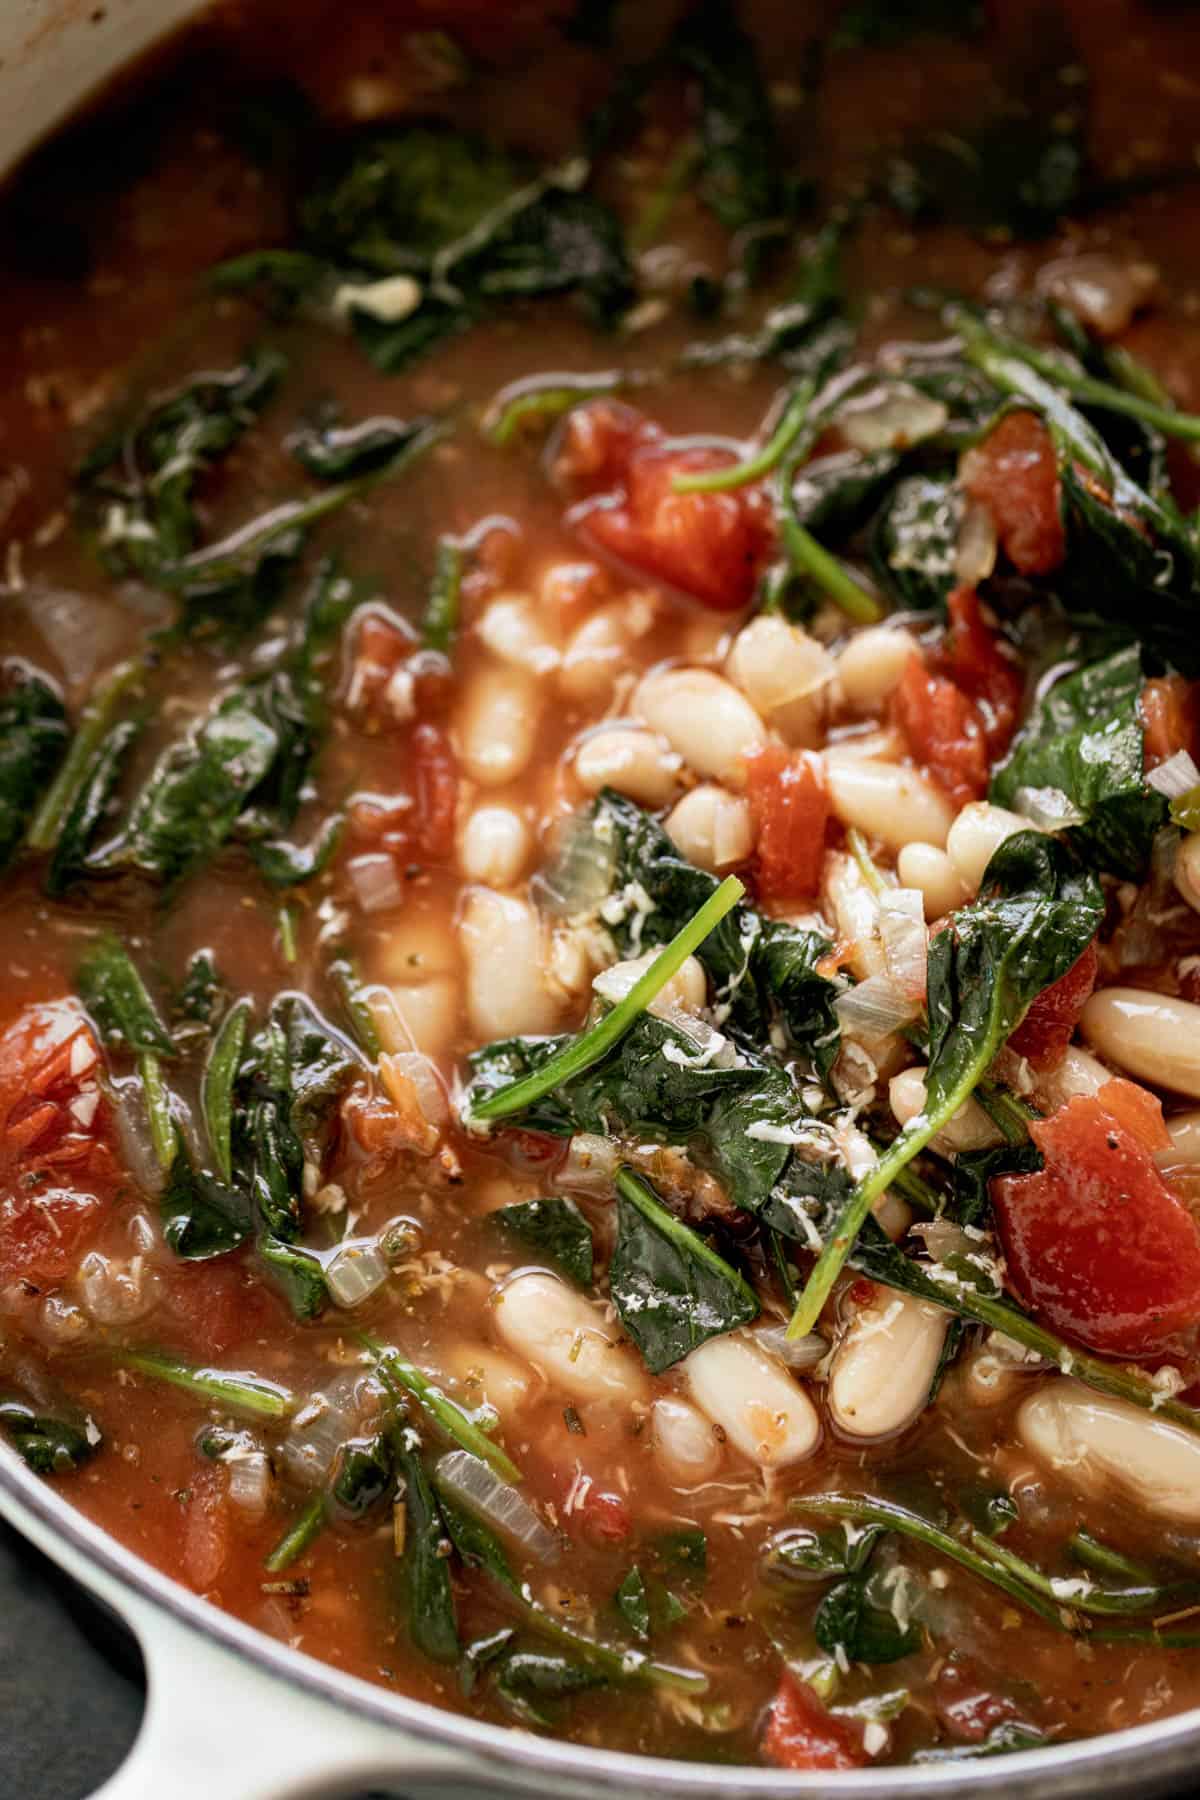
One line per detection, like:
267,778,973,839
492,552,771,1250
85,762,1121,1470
5,0,1200,1769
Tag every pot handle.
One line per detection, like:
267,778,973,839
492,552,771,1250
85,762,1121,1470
93,1585,474,1800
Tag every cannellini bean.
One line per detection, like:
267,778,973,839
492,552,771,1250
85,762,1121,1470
828,1292,949,1441
558,607,635,705
896,841,968,921
443,1344,537,1423
460,889,560,1039
835,625,916,711
634,668,767,786
492,1271,648,1405
458,805,532,887
574,726,682,806
475,592,560,674
651,1395,723,1486
1160,1109,1200,1168
725,616,832,745
945,801,1028,893
1033,1045,1111,1114
1017,1380,1200,1524
823,756,954,852
889,1067,1003,1154
1080,988,1200,1100
664,785,753,872
458,666,542,787
1174,833,1200,915
963,1331,1050,1409
683,1335,820,1469
593,951,707,1016
375,912,457,983
375,979,460,1059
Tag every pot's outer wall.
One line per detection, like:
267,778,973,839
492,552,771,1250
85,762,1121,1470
4,5,1200,1798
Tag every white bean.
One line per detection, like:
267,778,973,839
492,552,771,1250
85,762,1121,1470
945,801,1028,893
492,1271,648,1405
593,951,707,1016
459,805,532,887
683,1335,820,1469
664,785,753,872
1175,833,1200,915
889,1067,1003,1153
896,841,968,921
1160,1109,1200,1168
375,912,457,982
725,616,832,745
827,1292,949,1441
375,979,460,1059
458,666,542,787
558,607,633,706
963,1331,1050,1409
823,756,954,852
1080,987,1200,1099
635,668,767,786
836,626,916,711
1017,1379,1200,1525
1033,1045,1111,1114
651,1396,723,1486
475,592,560,674
460,889,560,1040
443,1344,538,1423
574,726,682,806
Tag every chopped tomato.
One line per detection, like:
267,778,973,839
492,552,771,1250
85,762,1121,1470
934,1657,1023,1743
941,586,1023,757
182,1462,231,1593
163,1255,284,1356
573,1485,633,1547
992,1091,1200,1359
0,1001,121,1286
960,411,1066,576
1007,939,1099,1068
891,654,989,808
745,743,829,899
1094,1076,1171,1154
763,1672,866,1771
563,402,773,611
1141,675,1200,770
411,722,459,861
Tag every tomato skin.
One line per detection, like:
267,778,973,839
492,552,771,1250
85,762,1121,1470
960,410,1066,575
181,1461,231,1593
0,1001,120,1286
163,1254,285,1356
763,1672,866,1771
934,1657,1023,1743
1142,675,1200,769
411,721,459,861
1007,939,1099,1069
942,586,1023,757
745,743,829,899
891,654,989,808
562,402,772,611
992,1090,1200,1359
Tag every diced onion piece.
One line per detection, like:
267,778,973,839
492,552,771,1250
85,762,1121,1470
878,888,927,1001
326,1241,391,1309
227,1450,273,1516
381,1049,449,1129
1148,750,1200,800
435,1448,560,1564
560,1132,621,1194
533,813,617,920
837,381,949,453
347,852,403,914
835,972,922,1036
281,1394,356,1488
954,498,998,587
1011,785,1086,831
752,1325,829,1370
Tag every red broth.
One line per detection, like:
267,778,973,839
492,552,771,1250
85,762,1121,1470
5,0,1200,1768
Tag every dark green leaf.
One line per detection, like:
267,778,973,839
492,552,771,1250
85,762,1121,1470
913,1721,1047,1763
959,1488,1019,1538
77,934,175,1057
870,471,963,611
493,1198,594,1287
949,1142,1043,1232
614,1566,651,1639
766,1523,883,1580
0,663,68,872
790,448,903,543
673,0,780,241
392,1425,459,1664
609,1169,758,1374
815,1574,923,1664
331,1431,394,1518
831,0,981,48
422,537,464,657
0,1395,99,1476
289,414,428,481
257,1236,327,1318
652,1529,708,1578
990,646,1164,879
45,717,140,896
160,1140,252,1259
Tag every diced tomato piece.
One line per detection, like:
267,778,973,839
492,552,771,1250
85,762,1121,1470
0,1001,121,1286
1142,675,1200,770
745,743,829,899
891,654,989,808
563,403,773,611
1007,939,1099,1068
992,1092,1200,1359
574,1486,633,1547
934,1657,1023,1743
941,586,1023,757
182,1462,231,1593
411,722,458,862
163,1255,284,1356
763,1672,866,1771
960,411,1066,576
1094,1076,1171,1154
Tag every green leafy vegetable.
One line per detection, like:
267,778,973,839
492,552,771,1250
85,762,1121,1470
0,1395,100,1475
203,998,251,1184
264,1493,327,1573
0,663,68,873
831,0,981,48
493,1198,594,1287
870,472,963,612
118,1348,294,1420
77,934,179,1171
391,1420,460,1663
367,1339,522,1484
673,0,780,240
815,1575,923,1664
422,536,464,656
289,414,430,480
29,658,144,890
160,1140,252,1259
609,1168,758,1373
482,372,621,449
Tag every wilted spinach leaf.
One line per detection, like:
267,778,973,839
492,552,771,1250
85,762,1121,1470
0,663,68,873
45,717,141,896
0,1395,99,1476
815,1574,923,1664
673,0,780,239
948,1142,1042,1232
494,1198,594,1287
289,413,432,481
77,933,175,1057
870,471,963,611
390,1422,459,1664
160,1141,253,1259
331,1431,395,1518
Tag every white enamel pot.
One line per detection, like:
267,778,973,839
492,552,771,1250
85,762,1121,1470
4,5,1200,1798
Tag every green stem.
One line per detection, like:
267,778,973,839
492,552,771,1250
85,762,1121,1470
469,874,745,1125
421,537,464,656
846,827,887,896
1070,1530,1157,1586
973,1079,1035,1145
329,954,382,1060
27,659,142,851
776,457,883,625
632,136,703,251
970,1531,1198,1618
139,1053,178,1173
364,1338,522,1484
264,1493,327,1573
277,905,298,966
483,373,621,450
202,999,251,1183
986,328,1200,445
672,381,815,495
615,1166,760,1315
118,1349,294,1420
